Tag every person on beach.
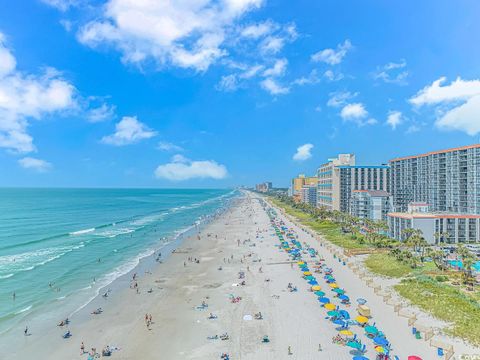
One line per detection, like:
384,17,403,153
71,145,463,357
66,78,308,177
80,342,85,354
12,292,15,301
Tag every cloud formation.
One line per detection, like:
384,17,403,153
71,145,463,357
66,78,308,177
311,40,352,65
78,0,264,72
386,111,402,130
260,78,289,95
0,33,77,153
155,154,228,181
18,157,52,172
102,116,157,146
340,103,376,126
293,143,313,161
157,141,184,152
410,77,480,135
373,59,408,85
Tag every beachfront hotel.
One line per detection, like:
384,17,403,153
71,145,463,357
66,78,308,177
290,174,318,202
316,154,390,212
389,144,480,213
387,144,480,244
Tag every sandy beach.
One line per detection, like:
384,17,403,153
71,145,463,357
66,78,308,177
10,191,480,359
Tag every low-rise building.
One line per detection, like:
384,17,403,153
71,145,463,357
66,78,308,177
350,190,391,221
388,211,480,244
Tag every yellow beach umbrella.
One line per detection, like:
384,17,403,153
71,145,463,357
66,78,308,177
303,271,312,276
297,261,305,265
355,315,368,324
324,303,336,310
375,346,385,353
340,330,353,336
329,283,339,288
311,285,322,291
284,247,291,251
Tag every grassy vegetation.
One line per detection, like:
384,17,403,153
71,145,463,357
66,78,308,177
365,253,413,278
270,196,368,250
395,278,480,346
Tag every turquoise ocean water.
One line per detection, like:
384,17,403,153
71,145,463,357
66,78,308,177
0,188,236,335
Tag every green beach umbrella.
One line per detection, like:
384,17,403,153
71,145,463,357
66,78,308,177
314,291,325,297
365,325,378,335
332,288,345,294
327,310,339,317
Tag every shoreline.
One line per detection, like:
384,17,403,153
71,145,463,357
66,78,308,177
3,195,238,357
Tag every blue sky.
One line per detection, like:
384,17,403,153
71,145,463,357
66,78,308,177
1,0,480,188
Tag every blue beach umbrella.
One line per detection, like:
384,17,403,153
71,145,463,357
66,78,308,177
339,310,350,319
352,356,369,360
308,280,318,285
339,295,349,301
373,337,388,346
319,297,330,303
357,298,367,305
332,319,346,326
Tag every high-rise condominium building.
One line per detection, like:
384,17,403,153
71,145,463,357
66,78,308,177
350,190,391,221
317,154,390,212
389,144,480,214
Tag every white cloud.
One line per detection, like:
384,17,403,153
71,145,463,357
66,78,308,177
216,74,239,92
241,21,275,39
410,77,480,135
386,110,402,130
373,59,409,85
293,143,313,161
260,36,284,54
0,33,77,153
406,124,420,134
323,69,344,82
292,70,320,86
18,157,52,172
87,102,116,122
157,141,184,152
260,78,289,95
77,0,264,72
102,116,156,145
311,40,352,65
327,91,357,107
340,103,367,120
263,58,287,77
41,0,80,11
410,77,480,106
240,64,264,79
154,154,228,181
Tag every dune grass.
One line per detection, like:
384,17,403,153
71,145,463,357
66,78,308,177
365,253,412,278
395,278,480,346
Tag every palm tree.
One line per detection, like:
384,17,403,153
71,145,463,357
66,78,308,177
457,244,476,285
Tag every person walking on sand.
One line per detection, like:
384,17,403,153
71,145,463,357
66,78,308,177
24,326,28,336
288,345,292,355
318,343,322,351
80,342,85,355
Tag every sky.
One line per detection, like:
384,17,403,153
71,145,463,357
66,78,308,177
1,0,480,188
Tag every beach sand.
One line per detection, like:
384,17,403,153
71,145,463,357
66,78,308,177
10,192,480,359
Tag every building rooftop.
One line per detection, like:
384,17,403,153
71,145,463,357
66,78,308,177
389,143,480,162
336,165,389,169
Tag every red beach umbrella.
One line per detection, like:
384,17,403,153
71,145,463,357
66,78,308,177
408,356,422,360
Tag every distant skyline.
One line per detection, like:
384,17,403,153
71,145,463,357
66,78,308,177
1,0,480,188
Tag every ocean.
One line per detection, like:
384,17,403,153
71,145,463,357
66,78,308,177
0,188,236,335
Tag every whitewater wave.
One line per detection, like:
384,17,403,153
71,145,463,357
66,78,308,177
14,305,32,315
69,228,95,236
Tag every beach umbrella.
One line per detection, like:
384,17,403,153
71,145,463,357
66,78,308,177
373,337,388,346
339,310,350,319
329,283,339,288
365,325,378,335
355,316,368,324
303,271,312,276
352,357,368,360
408,357,422,360
311,285,322,291
324,303,336,310
332,319,345,326
318,297,330,304
340,330,353,336
305,275,314,280
332,288,345,294
357,298,367,305
308,280,318,285
346,341,361,350
297,261,304,266
327,310,339,317
314,291,325,297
